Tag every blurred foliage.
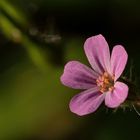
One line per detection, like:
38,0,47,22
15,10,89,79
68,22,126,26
0,0,140,140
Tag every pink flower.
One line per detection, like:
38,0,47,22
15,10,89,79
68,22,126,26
61,34,128,116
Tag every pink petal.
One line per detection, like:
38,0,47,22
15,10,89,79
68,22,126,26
60,61,99,89
69,87,105,116
111,45,128,80
105,82,128,108
84,34,111,75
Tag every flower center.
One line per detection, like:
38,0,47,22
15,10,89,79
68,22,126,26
96,72,115,93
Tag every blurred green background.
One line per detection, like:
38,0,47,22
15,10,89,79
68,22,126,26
0,0,140,139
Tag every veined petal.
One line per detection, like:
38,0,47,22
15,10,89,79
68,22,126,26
111,45,128,81
84,34,111,75
60,61,99,89
69,87,105,116
105,82,128,108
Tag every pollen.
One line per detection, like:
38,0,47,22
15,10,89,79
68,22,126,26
96,72,115,93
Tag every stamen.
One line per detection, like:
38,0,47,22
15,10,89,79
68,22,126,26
96,72,114,93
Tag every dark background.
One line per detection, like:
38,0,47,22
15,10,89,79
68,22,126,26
0,0,140,139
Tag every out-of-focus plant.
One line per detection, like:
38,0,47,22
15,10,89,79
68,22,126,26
0,0,28,27
0,1,48,72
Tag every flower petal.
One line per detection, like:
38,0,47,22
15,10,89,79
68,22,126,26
69,87,105,116
111,45,128,80
105,82,128,108
84,34,111,75
60,61,99,89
